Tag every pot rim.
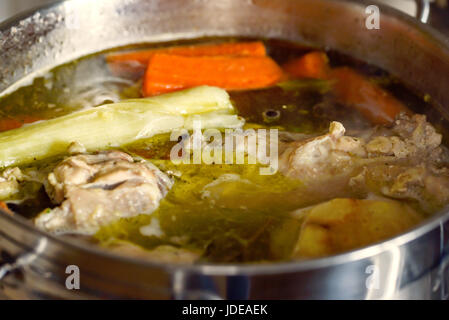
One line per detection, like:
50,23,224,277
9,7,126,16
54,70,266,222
1,0,449,276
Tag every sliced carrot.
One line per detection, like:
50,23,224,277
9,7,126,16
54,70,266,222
283,51,330,80
142,54,284,96
329,67,411,125
107,41,268,79
107,41,267,65
0,201,13,215
0,116,42,132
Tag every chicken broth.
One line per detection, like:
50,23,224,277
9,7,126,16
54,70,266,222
0,38,447,264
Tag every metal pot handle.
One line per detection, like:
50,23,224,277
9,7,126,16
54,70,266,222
415,0,431,23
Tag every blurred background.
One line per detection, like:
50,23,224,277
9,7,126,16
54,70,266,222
0,0,447,32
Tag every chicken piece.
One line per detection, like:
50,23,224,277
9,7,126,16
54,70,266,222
293,198,422,258
357,114,449,213
365,113,443,162
0,167,23,200
280,114,449,213
280,114,445,180
44,150,136,203
35,150,173,235
358,164,449,214
279,121,366,186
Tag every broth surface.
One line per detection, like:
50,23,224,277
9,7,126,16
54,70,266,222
0,38,446,263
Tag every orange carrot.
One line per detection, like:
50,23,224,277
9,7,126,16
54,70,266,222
0,201,13,215
329,67,411,125
107,41,267,65
0,116,42,132
283,51,330,80
142,54,284,96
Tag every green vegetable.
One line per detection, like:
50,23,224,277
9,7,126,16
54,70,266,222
0,86,243,167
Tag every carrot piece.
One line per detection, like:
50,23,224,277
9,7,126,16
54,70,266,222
329,67,411,125
142,54,284,96
107,41,267,65
0,116,42,132
0,201,13,215
283,51,330,80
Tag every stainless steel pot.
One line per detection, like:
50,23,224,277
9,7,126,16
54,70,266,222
0,0,448,300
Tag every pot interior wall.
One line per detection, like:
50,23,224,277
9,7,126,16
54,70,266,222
1,0,449,114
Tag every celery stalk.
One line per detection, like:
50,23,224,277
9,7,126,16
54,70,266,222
0,86,243,167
